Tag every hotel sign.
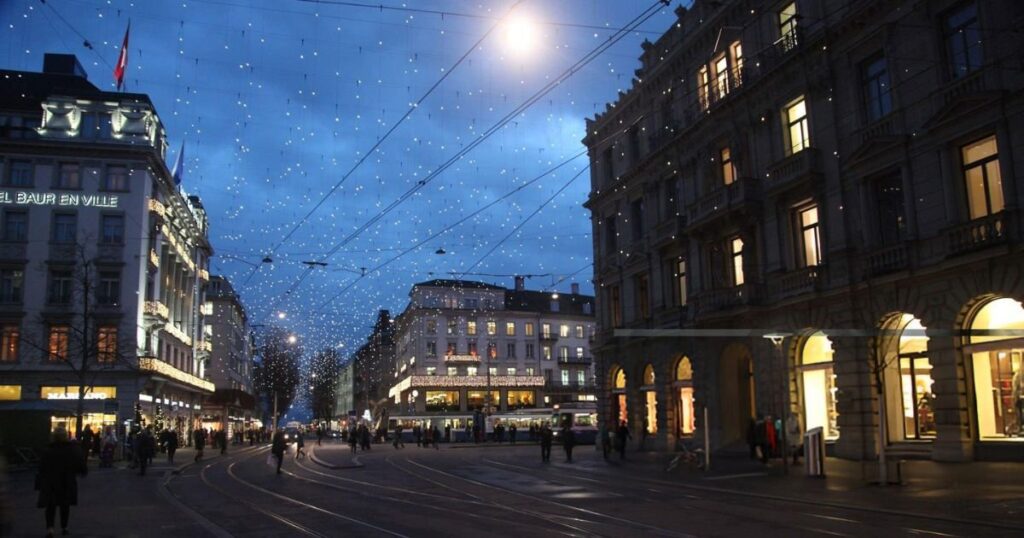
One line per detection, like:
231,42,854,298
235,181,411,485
0,190,120,209
444,354,481,363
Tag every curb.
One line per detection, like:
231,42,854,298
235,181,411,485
309,446,363,469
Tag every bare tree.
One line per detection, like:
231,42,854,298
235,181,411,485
253,326,300,428
308,347,341,421
21,243,136,441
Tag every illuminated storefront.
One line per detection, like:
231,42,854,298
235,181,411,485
641,364,657,434
425,390,460,412
506,390,535,409
674,357,695,437
798,333,839,441
881,315,935,441
968,298,1024,441
467,390,500,411
611,366,627,425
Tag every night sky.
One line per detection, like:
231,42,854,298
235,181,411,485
2,1,678,359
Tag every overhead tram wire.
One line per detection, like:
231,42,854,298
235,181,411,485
294,0,668,35
457,166,589,278
316,0,668,258
312,104,649,312
268,0,669,317
240,0,526,293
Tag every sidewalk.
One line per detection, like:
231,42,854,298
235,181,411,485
585,448,1024,527
3,444,258,537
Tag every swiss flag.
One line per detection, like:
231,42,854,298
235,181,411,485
113,22,130,90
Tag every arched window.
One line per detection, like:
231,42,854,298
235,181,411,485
967,298,1024,440
611,366,628,426
613,368,626,390
882,315,934,440
798,332,838,440
674,357,695,437
642,363,657,434
642,364,656,386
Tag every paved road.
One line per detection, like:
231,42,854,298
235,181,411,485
158,442,1020,538
6,441,1019,537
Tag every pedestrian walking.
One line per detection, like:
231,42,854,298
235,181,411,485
295,432,306,460
36,428,86,538
509,423,517,444
540,423,553,462
393,424,405,449
217,429,228,455
413,424,422,447
444,424,451,443
562,426,576,462
348,426,358,454
193,428,206,463
360,424,371,451
166,429,179,464
600,425,611,460
615,421,631,460
137,427,156,476
99,427,117,468
316,427,324,446
79,425,94,459
271,430,286,474
785,412,803,465
431,424,440,450
423,423,433,449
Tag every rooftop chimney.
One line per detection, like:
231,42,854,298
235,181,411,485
571,282,580,295
514,275,525,291
43,54,88,79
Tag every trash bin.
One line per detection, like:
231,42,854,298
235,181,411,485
804,427,825,477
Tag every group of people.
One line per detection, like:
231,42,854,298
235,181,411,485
76,425,118,468
347,423,374,453
747,413,803,465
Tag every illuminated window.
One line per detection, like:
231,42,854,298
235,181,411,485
525,367,534,376
0,385,20,400
468,342,478,356
730,237,745,286
446,341,456,355
542,323,551,338
778,2,798,52
967,298,1024,440
675,357,695,436
507,390,534,409
1,326,18,362
446,366,457,376
97,326,117,364
48,325,70,363
488,367,497,377
698,66,710,111
561,369,569,386
507,367,516,376
425,390,459,412
426,366,436,376
576,346,584,359
731,41,744,84
559,324,569,338
944,3,981,79
486,321,497,336
799,332,839,440
487,342,497,358
713,54,729,99
785,97,810,155
575,325,583,338
467,366,478,376
446,319,456,335
962,135,1003,220
467,320,477,336
524,322,534,337
721,147,735,185
542,345,552,360
505,322,515,336
559,346,569,360
797,205,822,267
467,390,498,410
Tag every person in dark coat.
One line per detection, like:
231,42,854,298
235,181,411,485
539,423,553,462
217,429,228,455
36,428,87,537
79,425,94,459
562,426,576,463
137,427,156,476
271,430,286,474
616,421,631,460
193,428,206,463
509,423,517,444
295,432,307,460
166,429,179,463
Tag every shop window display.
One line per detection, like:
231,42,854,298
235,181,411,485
968,298,1024,440
425,390,460,412
799,332,839,440
642,364,657,434
674,357,695,437
611,366,627,425
886,316,935,440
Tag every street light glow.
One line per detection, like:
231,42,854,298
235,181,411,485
277,311,286,319
503,13,538,56
288,334,298,344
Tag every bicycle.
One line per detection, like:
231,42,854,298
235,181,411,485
667,439,706,471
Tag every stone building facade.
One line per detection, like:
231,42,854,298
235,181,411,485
388,278,596,416
584,0,1024,461
0,54,215,445
204,275,255,436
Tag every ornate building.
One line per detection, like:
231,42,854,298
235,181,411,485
0,54,214,445
585,1,1024,461
204,275,255,437
388,278,596,418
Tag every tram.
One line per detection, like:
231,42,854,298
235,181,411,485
551,402,598,444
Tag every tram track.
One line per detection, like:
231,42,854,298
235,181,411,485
395,455,695,538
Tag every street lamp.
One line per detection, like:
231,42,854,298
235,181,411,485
763,332,791,474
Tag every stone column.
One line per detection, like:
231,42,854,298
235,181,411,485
832,335,878,460
928,334,973,462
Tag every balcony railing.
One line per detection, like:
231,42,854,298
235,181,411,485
143,301,169,321
946,213,1008,256
866,243,909,276
772,266,823,300
766,148,819,192
557,356,593,366
687,177,761,230
694,284,762,315
544,379,597,392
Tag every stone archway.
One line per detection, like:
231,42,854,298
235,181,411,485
719,342,755,446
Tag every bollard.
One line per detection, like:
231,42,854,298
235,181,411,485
804,427,825,477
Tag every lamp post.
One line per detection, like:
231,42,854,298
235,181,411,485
764,333,790,475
